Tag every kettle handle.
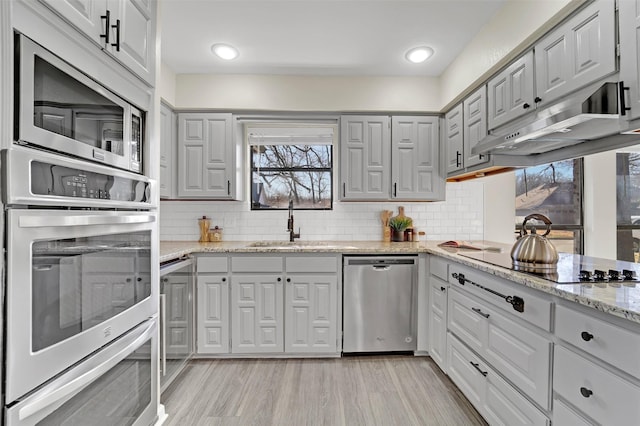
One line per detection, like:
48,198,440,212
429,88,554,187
522,214,553,237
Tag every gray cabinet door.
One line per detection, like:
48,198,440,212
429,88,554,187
284,274,337,353
106,0,156,84
38,0,107,43
445,104,464,174
231,274,284,353
178,113,233,198
429,277,448,372
487,51,535,130
463,86,489,168
340,115,390,200
196,274,229,354
391,116,443,200
534,0,615,106
159,103,175,199
620,0,640,121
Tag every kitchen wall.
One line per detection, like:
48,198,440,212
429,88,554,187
174,74,441,112
159,180,484,242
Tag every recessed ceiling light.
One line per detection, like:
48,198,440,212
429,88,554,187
211,43,239,60
405,46,434,64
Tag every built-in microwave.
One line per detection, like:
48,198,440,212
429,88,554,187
16,33,143,174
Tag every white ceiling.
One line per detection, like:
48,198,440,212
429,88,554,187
160,0,508,77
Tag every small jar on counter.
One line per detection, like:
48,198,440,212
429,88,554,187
404,228,413,242
208,226,223,242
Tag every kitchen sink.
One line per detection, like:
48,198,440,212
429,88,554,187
247,241,357,250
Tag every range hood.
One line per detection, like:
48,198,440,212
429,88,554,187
473,80,626,156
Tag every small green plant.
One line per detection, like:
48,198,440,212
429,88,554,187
389,216,412,231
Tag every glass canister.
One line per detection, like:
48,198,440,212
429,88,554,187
198,216,210,242
208,226,223,242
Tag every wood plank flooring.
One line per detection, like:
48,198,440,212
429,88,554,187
161,356,487,426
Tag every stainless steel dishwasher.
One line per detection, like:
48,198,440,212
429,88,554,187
343,256,417,353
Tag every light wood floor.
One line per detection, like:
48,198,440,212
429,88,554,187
161,356,487,426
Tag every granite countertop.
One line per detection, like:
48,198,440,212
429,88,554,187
160,240,640,325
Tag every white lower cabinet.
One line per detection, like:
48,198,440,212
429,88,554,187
448,334,549,426
196,256,230,354
428,274,448,371
552,399,594,426
285,274,338,353
231,273,284,353
226,255,339,355
554,345,640,425
448,287,551,408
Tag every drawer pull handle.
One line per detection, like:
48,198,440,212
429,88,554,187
452,272,525,313
580,387,593,398
471,307,490,318
581,331,594,341
470,361,488,377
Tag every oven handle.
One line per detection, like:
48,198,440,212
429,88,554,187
17,319,156,421
19,214,155,228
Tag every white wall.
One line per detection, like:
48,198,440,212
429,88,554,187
482,171,517,244
160,181,483,242
159,62,177,107
583,151,617,258
174,74,441,112
439,0,579,108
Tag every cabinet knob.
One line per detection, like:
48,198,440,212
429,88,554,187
222,277,226,282
534,96,542,103
277,277,282,282
286,278,291,283
440,286,446,292
580,387,593,398
523,103,530,109
581,331,594,341
126,278,132,283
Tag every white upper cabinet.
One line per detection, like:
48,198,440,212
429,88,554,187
105,0,156,85
620,0,640,121
445,104,464,174
391,116,443,200
534,0,615,107
487,50,535,130
340,115,391,200
177,113,234,199
463,86,489,168
38,0,108,42
38,0,156,85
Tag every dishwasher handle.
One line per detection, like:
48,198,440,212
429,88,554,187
372,265,391,271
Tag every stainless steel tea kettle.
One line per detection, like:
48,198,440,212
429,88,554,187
511,214,558,266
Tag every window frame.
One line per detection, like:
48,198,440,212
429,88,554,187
249,144,334,211
514,158,584,254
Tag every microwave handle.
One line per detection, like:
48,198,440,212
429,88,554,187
19,214,155,228
17,319,156,421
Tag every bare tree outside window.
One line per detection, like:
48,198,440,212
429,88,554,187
515,159,583,254
251,144,332,210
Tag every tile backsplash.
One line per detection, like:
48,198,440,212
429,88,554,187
160,181,484,242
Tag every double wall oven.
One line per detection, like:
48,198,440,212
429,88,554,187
3,32,158,425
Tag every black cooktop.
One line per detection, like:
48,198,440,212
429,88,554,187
459,251,640,285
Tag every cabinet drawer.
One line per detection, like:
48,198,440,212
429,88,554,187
448,288,487,354
554,345,640,426
553,399,593,426
197,256,228,273
430,256,448,281
555,304,640,380
448,263,552,331
449,334,549,426
285,256,338,273
231,256,283,273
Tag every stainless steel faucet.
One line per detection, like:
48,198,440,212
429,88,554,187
287,199,301,242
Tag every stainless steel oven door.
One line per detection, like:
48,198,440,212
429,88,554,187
6,318,158,426
5,209,157,403
17,34,140,173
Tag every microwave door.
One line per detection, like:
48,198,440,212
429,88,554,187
17,35,133,172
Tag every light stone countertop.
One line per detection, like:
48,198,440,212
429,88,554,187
160,240,640,325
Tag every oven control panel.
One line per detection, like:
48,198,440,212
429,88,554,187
30,161,150,202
